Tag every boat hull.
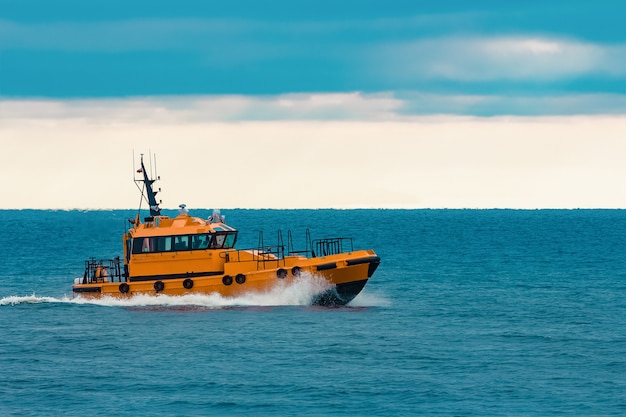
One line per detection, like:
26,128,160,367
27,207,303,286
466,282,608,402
311,279,369,306
73,251,380,306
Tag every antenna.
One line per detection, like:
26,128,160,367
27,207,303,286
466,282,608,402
131,151,162,217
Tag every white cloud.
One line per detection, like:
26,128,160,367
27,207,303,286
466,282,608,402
0,93,403,122
1,92,622,127
374,36,626,81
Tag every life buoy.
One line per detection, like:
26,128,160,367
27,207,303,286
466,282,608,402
235,274,246,284
183,278,194,289
119,283,130,293
154,280,165,292
277,268,287,279
291,266,302,277
222,275,233,286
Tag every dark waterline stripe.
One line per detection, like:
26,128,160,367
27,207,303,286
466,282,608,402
72,287,102,293
130,271,224,282
346,256,381,266
316,262,337,271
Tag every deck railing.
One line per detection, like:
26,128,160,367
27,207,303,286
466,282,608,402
312,237,354,257
224,230,354,269
82,257,124,283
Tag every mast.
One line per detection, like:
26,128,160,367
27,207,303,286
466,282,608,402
139,154,161,216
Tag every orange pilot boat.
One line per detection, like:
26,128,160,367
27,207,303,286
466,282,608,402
72,155,380,305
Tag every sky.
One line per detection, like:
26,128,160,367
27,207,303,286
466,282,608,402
0,0,625,209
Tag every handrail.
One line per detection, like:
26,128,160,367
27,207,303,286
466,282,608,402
312,237,353,257
225,233,355,265
287,229,312,256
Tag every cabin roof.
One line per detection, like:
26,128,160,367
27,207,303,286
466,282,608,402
131,214,237,237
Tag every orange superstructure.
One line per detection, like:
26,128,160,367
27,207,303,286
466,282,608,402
72,155,380,305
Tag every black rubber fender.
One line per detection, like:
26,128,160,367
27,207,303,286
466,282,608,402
183,278,194,289
119,283,130,293
154,280,165,292
235,274,246,284
222,275,233,286
277,268,287,279
291,266,302,277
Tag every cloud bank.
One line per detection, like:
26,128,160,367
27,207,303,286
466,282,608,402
1,92,623,123
0,97,624,209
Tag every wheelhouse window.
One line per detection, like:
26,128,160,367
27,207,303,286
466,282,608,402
224,232,237,248
174,235,189,250
192,234,210,250
132,236,170,254
160,237,173,251
132,232,237,253
132,237,149,254
210,232,237,249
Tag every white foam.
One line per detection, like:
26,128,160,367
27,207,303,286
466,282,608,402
1,273,387,308
0,273,316,308
64,273,332,308
348,291,392,307
0,293,71,306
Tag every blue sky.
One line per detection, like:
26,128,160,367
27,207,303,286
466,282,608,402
1,0,624,115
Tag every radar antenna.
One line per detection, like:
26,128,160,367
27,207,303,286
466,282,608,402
136,154,161,216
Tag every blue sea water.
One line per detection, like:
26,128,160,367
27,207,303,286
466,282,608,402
1,209,625,416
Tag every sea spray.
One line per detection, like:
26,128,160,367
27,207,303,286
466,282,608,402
0,294,67,306
0,272,354,308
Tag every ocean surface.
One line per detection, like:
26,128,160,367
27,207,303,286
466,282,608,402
1,209,625,416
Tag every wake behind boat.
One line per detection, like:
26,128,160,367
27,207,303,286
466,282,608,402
72,155,380,305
